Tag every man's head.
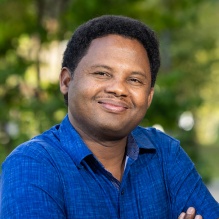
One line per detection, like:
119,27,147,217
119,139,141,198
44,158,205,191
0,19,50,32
60,34,154,139
60,15,160,139
62,15,160,104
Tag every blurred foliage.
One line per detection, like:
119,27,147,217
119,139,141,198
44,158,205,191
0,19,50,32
0,0,219,182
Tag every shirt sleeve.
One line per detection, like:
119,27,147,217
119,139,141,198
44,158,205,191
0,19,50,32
166,140,219,218
0,143,66,219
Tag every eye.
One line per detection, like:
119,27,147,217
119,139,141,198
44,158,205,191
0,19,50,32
92,72,111,78
96,72,107,76
128,77,144,85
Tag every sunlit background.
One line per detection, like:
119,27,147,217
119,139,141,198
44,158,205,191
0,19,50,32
0,0,219,200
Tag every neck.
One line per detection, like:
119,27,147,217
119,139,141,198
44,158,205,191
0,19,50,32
95,143,127,181
88,140,127,182
76,127,128,181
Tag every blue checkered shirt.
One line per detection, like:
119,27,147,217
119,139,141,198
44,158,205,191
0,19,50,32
1,115,219,218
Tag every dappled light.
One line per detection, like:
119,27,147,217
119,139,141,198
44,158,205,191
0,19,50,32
178,111,194,131
0,0,219,185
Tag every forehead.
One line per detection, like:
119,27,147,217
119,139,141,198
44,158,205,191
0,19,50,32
90,34,144,50
84,34,149,61
75,34,151,80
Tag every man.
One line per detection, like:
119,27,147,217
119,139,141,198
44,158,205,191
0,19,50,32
1,15,219,219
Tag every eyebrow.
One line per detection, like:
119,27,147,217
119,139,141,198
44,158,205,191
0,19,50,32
90,64,113,71
130,71,147,79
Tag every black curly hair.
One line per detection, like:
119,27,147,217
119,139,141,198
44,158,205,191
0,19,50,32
62,15,160,104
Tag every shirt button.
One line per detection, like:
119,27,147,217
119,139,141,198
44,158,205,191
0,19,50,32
121,190,125,195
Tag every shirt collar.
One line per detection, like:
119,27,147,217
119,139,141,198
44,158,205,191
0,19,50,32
58,115,156,167
131,126,156,151
58,115,92,167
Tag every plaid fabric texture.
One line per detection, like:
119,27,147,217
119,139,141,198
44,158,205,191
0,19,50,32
1,115,219,218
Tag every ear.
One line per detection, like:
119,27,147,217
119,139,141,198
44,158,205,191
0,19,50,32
147,87,154,108
60,67,72,95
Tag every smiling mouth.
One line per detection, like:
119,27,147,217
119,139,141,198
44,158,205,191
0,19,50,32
97,99,129,113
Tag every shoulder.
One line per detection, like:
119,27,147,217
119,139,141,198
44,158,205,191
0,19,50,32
132,126,187,164
132,126,180,150
133,126,194,168
3,125,61,167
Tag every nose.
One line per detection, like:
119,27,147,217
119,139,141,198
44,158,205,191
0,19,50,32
104,78,128,97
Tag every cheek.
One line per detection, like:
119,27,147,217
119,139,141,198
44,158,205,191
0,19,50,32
133,91,149,107
70,79,89,96
68,81,98,107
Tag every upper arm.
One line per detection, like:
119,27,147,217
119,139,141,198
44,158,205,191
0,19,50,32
165,140,219,218
0,148,66,219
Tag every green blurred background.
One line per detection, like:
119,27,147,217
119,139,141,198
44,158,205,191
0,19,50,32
0,0,219,185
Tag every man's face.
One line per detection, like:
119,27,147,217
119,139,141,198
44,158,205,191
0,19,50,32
60,34,154,140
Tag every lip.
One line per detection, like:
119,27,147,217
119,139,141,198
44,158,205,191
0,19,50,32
97,99,130,113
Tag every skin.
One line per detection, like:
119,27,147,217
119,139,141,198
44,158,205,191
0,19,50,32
60,34,202,218
60,34,154,180
178,207,203,219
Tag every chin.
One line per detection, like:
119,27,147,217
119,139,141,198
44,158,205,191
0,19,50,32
98,124,134,139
